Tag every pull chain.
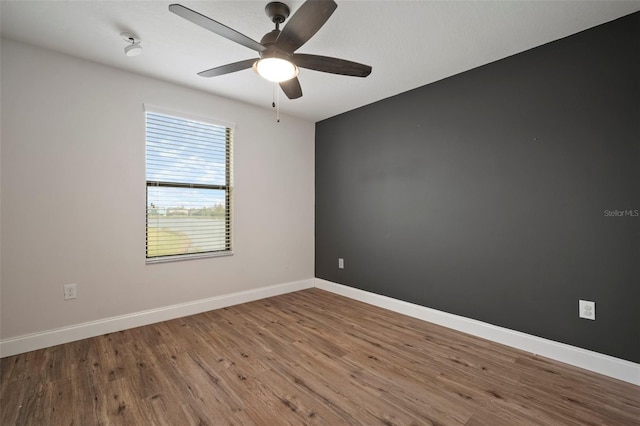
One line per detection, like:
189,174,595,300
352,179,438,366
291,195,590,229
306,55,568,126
271,82,281,123
272,82,276,109
276,85,280,123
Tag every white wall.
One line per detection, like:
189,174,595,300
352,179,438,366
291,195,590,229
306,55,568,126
0,39,315,341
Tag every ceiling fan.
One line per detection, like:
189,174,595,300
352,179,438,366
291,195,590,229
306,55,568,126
169,1,372,100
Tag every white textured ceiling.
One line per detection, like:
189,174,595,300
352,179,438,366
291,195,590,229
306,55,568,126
2,1,639,122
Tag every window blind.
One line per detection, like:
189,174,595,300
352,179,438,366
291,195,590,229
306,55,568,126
145,111,232,261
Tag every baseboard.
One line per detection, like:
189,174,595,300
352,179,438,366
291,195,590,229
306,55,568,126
0,278,314,358
315,278,640,386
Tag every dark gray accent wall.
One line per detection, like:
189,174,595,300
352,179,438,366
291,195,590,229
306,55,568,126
315,12,639,363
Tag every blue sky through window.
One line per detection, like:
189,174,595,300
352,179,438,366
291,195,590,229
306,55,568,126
146,112,229,210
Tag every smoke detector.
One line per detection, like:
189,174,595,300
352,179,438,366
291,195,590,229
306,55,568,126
121,32,142,57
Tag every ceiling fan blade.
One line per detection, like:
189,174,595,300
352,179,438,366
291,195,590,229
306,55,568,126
198,59,258,77
169,4,265,52
275,0,337,53
280,77,303,99
292,54,372,77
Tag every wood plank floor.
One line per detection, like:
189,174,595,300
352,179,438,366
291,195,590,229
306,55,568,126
1,288,639,425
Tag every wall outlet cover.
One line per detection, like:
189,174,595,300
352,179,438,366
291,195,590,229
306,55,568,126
64,283,77,300
579,300,595,320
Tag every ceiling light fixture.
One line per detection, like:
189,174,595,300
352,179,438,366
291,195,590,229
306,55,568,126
121,32,142,57
253,57,298,83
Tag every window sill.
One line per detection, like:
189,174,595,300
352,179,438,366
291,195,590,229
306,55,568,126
146,251,233,264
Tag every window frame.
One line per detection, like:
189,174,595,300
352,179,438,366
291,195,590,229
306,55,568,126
144,105,234,264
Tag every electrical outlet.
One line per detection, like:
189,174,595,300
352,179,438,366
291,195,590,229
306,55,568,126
338,258,344,269
579,300,595,320
64,283,77,300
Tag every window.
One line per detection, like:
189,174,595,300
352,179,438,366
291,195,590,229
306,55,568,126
145,109,233,262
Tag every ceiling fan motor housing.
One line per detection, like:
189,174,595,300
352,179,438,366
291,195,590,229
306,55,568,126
260,29,281,47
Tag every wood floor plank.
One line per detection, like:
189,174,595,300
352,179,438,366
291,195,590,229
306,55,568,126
1,288,638,425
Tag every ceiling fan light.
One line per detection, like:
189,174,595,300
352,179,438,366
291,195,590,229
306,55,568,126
254,57,298,83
